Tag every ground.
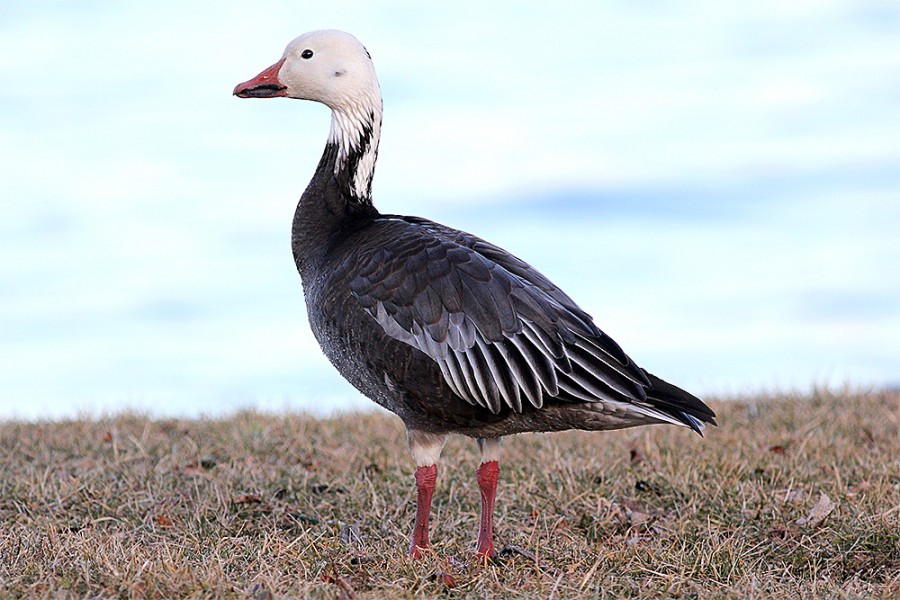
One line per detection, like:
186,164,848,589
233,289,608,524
1,388,898,598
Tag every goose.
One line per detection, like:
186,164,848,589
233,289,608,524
233,29,716,559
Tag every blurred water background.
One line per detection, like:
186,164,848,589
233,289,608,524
2,1,898,419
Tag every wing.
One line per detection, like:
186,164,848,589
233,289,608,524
344,216,655,415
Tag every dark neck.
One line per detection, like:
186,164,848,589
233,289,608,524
291,101,383,280
291,140,380,280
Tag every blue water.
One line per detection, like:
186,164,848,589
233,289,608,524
3,171,897,420
1,1,898,419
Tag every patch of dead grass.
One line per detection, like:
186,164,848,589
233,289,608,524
1,388,898,598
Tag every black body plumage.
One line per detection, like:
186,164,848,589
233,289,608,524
235,29,715,558
292,139,716,438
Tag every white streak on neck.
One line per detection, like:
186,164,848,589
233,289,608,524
327,89,383,202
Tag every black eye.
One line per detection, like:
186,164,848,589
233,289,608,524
301,49,314,59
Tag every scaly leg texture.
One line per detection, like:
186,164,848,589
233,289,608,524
406,429,447,558
475,460,499,557
409,464,438,558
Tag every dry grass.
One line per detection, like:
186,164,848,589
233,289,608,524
1,388,898,599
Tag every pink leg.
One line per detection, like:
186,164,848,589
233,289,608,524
408,464,438,558
475,460,500,558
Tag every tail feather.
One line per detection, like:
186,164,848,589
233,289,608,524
641,371,717,435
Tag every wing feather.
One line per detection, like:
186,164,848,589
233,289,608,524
454,348,484,405
438,359,467,401
345,216,710,426
464,343,501,412
494,339,541,409
572,334,650,390
567,343,644,399
477,339,521,413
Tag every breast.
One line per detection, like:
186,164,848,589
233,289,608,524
301,224,509,433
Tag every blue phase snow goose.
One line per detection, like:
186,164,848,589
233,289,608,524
234,30,716,559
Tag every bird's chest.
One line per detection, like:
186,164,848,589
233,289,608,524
303,274,404,410
301,270,476,430
298,244,511,434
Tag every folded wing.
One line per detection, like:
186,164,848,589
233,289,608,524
345,217,715,431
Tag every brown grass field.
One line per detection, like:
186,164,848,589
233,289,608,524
1,388,898,599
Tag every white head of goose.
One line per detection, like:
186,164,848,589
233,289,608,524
234,29,716,559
